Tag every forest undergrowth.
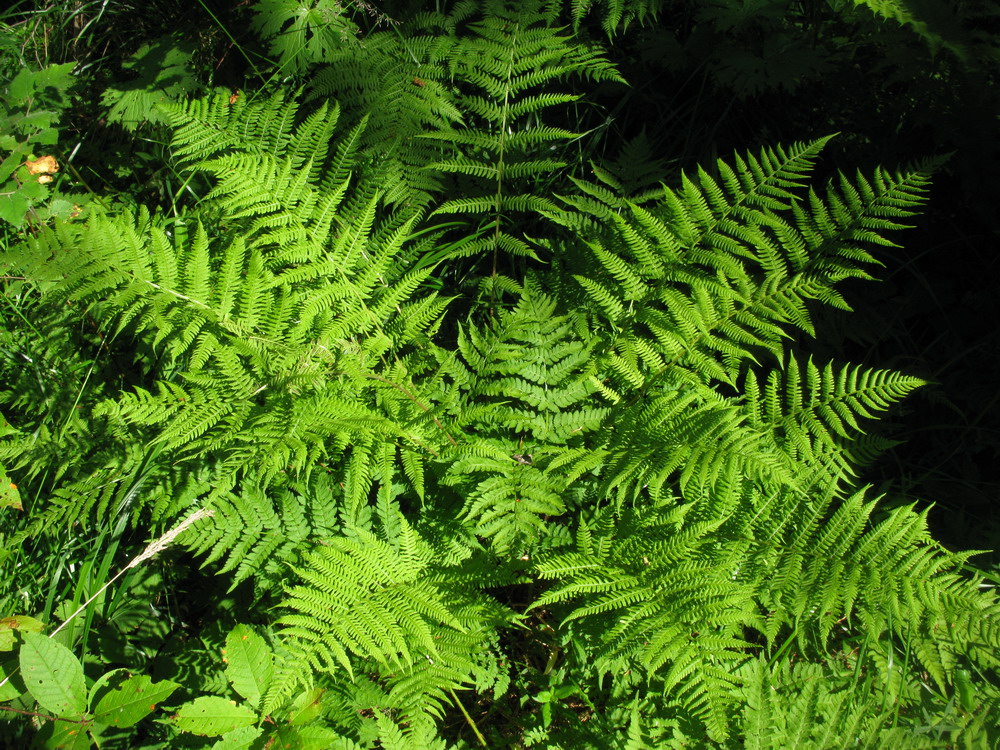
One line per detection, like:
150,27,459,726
1,1,999,747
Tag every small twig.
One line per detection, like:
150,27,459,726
0,705,90,724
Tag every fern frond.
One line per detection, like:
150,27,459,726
745,357,925,487
272,513,510,719
559,137,932,387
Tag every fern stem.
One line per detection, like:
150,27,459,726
449,688,487,747
362,372,457,446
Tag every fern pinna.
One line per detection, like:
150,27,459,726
3,33,998,750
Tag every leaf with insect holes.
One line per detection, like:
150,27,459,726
92,672,179,728
223,625,272,709
19,631,87,718
42,720,92,749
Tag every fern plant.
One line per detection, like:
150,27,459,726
427,1,623,275
309,0,625,284
2,4,999,747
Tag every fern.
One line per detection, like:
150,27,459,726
271,512,510,723
181,475,339,595
307,18,465,206
5,89,459,613
4,11,1000,746
416,1,623,265
436,281,609,550
556,0,667,35
545,138,930,389
744,356,925,490
844,0,972,59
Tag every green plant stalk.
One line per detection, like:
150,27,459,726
449,688,488,747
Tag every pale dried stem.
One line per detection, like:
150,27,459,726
0,508,214,692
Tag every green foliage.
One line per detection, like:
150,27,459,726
252,0,361,75
0,622,179,745
0,63,78,228
841,0,976,58
2,1,999,747
426,1,623,265
560,0,667,34
438,283,608,549
310,0,623,253
101,35,203,131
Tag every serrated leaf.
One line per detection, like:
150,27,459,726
18,173,49,200
92,673,179,728
211,724,264,750
19,631,86,718
174,696,257,736
8,68,35,101
0,191,29,227
224,625,272,708
47,198,75,221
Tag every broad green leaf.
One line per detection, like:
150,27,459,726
36,127,59,145
287,687,324,726
271,725,349,749
7,68,34,102
0,151,25,181
0,655,26,702
224,625,272,708
211,724,263,749
19,631,86,718
87,668,130,705
92,673,179,728
0,615,44,650
0,464,22,511
40,718,92,749
47,198,75,221
18,173,49,200
0,191,28,227
174,696,256,736
32,63,76,96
